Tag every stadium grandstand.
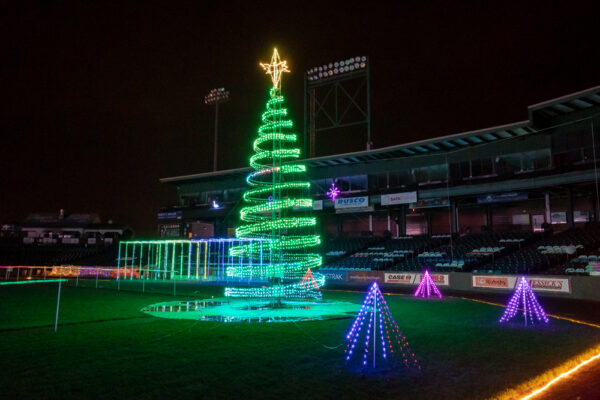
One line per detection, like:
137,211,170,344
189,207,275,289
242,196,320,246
157,85,600,282
0,210,129,266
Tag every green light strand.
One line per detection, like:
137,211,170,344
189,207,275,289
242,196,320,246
0,279,67,285
228,79,322,298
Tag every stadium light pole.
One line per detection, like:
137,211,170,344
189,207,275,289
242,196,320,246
204,87,230,171
304,56,371,155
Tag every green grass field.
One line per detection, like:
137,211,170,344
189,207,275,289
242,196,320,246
1,281,599,399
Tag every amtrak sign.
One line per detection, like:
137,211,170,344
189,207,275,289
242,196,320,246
334,196,369,209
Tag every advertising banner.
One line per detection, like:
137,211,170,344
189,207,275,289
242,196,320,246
409,198,450,209
335,196,369,209
384,272,414,284
157,211,183,220
477,192,528,204
472,275,517,289
384,272,449,286
472,275,571,293
527,277,571,293
551,212,567,224
317,269,347,282
346,270,384,283
313,200,323,211
381,192,417,206
574,210,589,222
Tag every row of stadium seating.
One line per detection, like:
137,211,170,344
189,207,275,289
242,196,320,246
322,237,383,262
322,231,542,273
489,224,600,275
323,235,447,270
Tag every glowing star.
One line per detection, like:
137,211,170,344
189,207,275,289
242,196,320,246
260,48,290,90
345,282,420,371
414,270,442,299
326,182,341,202
499,276,549,326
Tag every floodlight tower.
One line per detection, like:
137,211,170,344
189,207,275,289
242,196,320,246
204,87,230,171
304,56,371,158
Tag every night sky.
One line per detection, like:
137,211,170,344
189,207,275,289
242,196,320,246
2,1,599,235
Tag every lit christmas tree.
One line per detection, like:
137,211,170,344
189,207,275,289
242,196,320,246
298,268,320,290
226,49,322,298
345,282,420,372
414,270,442,299
499,276,549,326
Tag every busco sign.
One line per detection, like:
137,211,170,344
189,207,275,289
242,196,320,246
334,196,369,209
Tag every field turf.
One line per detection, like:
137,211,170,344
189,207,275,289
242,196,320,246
1,280,599,399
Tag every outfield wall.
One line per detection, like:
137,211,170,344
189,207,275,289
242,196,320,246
319,269,600,301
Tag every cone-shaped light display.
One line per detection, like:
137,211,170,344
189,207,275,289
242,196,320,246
414,270,442,299
345,282,420,371
499,276,549,326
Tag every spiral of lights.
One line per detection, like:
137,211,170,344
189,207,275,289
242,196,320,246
226,49,322,298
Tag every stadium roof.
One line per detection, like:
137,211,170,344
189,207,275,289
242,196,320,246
160,120,536,184
528,85,600,120
161,85,600,185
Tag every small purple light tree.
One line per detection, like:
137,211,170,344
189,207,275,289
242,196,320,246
345,282,420,372
499,276,549,326
326,182,340,202
414,270,442,299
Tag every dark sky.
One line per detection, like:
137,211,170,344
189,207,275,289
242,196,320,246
1,1,599,235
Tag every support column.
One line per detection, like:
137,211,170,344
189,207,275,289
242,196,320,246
387,211,391,232
369,214,373,232
592,192,599,222
486,206,493,230
397,206,406,237
545,192,551,224
451,202,459,235
426,211,432,237
567,189,574,228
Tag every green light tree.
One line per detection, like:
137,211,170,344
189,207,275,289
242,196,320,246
226,48,322,298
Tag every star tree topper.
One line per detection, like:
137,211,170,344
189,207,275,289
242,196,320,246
260,48,290,90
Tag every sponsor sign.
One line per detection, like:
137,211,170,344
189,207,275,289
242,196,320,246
527,277,571,293
384,272,449,286
313,200,323,211
335,196,369,209
346,270,383,283
409,198,450,209
317,269,347,282
551,212,567,224
157,211,183,220
472,275,516,289
512,214,530,225
477,192,528,204
472,275,571,293
574,210,589,222
384,272,413,284
381,192,417,206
